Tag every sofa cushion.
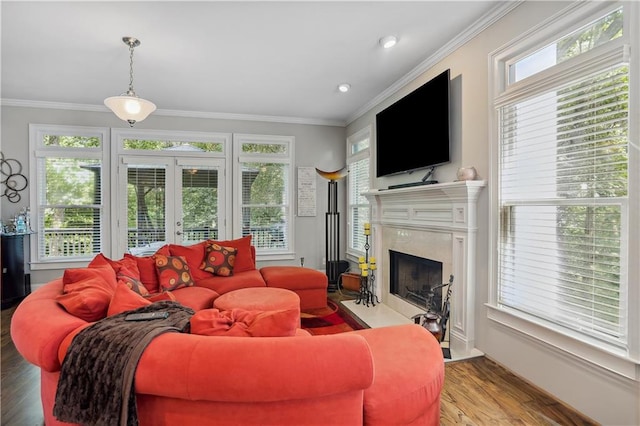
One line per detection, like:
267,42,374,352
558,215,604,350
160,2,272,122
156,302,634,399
124,254,160,294
108,282,152,316
197,269,266,295
170,286,219,311
190,308,299,337
207,236,254,272
259,266,328,310
56,264,118,322
353,324,445,425
146,291,177,303
200,243,237,277
154,254,195,291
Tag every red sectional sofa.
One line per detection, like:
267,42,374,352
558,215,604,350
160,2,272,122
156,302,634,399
10,237,445,425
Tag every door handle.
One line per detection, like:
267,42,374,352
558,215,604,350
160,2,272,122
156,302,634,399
176,231,183,235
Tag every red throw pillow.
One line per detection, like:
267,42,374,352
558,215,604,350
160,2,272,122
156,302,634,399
56,264,118,322
107,282,152,316
168,241,210,281
190,308,298,337
200,243,237,277
153,254,195,291
88,253,112,269
90,253,149,296
207,235,254,273
124,253,161,294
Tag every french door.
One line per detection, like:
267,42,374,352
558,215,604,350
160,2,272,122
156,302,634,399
116,155,226,256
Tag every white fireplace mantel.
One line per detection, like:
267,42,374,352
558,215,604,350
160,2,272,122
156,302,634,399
364,180,486,357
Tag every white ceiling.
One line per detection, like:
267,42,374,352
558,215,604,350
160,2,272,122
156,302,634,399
1,1,505,126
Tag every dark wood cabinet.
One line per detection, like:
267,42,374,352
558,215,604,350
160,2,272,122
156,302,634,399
1,234,30,309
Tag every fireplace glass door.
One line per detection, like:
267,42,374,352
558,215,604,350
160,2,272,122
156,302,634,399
389,250,443,312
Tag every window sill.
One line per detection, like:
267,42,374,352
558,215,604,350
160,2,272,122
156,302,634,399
29,259,92,271
486,303,640,381
256,251,296,263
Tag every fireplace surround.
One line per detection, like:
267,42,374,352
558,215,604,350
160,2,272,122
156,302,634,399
364,180,485,357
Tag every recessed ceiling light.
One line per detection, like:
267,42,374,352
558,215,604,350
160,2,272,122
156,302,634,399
379,35,398,49
338,83,351,93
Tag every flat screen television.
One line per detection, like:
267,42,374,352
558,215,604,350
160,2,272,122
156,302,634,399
375,69,451,178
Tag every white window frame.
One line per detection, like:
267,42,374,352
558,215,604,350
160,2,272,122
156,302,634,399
346,126,371,262
110,128,233,255
488,0,640,379
28,124,110,270
233,133,295,261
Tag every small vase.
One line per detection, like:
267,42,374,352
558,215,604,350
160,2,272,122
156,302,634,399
422,312,443,342
456,166,477,181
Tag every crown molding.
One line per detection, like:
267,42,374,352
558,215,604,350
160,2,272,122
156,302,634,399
0,98,346,128
346,1,524,125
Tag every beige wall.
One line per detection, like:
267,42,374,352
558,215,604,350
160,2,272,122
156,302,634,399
1,105,346,286
347,1,639,424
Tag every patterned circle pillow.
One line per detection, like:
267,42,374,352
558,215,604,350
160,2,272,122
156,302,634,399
114,257,149,296
153,254,195,291
200,243,237,277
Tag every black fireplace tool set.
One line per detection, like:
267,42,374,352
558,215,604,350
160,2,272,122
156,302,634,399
412,274,454,359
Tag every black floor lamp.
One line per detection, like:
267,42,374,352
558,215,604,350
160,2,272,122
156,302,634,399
316,166,348,291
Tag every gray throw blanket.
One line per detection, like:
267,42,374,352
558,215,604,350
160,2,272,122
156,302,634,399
53,301,194,426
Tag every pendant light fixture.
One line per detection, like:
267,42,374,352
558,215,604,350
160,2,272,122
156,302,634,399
104,37,156,127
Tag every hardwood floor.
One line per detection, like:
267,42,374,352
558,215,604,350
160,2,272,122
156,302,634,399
2,301,598,426
442,357,598,425
1,305,43,426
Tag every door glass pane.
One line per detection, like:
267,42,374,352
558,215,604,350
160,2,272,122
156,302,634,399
127,164,167,254
181,166,219,244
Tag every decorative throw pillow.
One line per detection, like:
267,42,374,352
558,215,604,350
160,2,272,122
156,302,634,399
116,271,149,296
200,243,237,277
168,241,210,281
153,254,195,291
107,282,152,316
206,235,254,273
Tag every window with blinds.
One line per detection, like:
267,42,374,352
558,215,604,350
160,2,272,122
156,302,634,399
30,127,107,262
347,127,371,256
234,134,293,254
495,5,630,349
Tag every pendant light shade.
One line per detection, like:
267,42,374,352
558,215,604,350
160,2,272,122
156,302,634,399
104,37,156,127
104,94,156,124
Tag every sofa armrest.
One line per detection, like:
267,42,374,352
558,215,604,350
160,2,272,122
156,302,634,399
10,280,88,372
135,332,374,402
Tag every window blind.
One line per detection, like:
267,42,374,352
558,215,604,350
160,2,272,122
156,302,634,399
126,164,166,250
37,157,102,259
347,128,371,256
498,63,629,346
349,156,370,253
241,162,289,250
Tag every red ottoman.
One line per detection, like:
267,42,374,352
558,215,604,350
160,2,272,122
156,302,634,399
259,266,328,311
213,287,301,324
